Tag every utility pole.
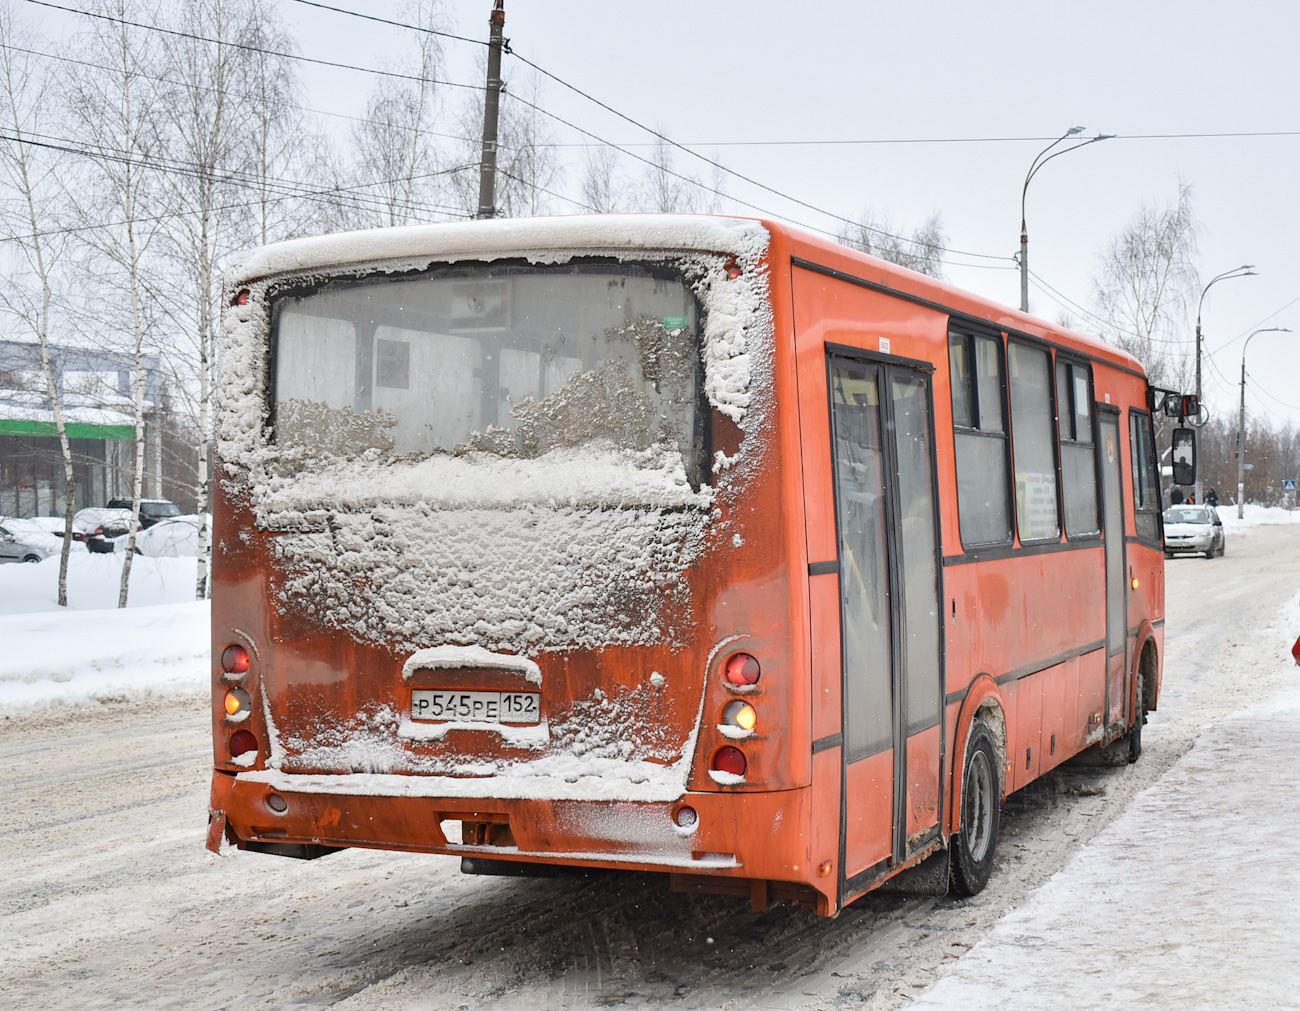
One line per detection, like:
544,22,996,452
476,0,505,219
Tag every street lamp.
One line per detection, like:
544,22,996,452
1194,265,1256,502
1019,127,1114,313
1237,326,1291,518
1195,266,1256,410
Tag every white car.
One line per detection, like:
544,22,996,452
0,519,59,563
132,515,211,557
1163,505,1225,559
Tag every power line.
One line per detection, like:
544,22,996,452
502,53,1012,263
1247,374,1300,413
515,130,1300,150
22,0,480,90
0,40,479,148
286,0,487,48
278,0,1016,266
0,127,477,240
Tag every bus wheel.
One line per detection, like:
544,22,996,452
1126,670,1144,764
951,719,1000,896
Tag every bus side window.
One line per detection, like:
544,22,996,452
1008,341,1061,542
1056,358,1100,537
1129,411,1161,542
949,329,1012,546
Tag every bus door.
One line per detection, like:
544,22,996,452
826,352,944,899
1099,410,1128,728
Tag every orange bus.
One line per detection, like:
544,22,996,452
207,215,1181,916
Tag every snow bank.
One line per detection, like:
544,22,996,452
0,601,208,713
1218,502,1300,534
915,685,1300,1009
0,553,209,713
0,551,205,612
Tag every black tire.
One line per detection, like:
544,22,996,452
1127,670,1145,764
21,554,40,563
951,719,1000,896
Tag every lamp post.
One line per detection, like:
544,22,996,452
1019,127,1114,313
1195,265,1256,503
1237,326,1291,518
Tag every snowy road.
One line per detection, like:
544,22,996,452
2,523,1298,1010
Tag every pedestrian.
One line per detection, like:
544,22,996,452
1171,486,1184,505
1206,487,1219,507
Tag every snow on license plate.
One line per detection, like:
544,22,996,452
410,690,541,725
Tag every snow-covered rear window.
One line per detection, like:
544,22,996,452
271,262,709,487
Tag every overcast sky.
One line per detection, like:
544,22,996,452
29,0,1300,430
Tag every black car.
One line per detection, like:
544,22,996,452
106,498,181,529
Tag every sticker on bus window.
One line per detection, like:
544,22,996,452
879,337,892,354
1106,432,1116,461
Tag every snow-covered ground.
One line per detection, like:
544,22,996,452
914,687,1300,1009
1216,501,1300,535
0,552,208,713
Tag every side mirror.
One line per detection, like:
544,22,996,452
1171,428,1197,486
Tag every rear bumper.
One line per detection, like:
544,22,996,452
209,769,819,888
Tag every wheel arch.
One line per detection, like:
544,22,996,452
948,675,1008,838
1132,623,1161,715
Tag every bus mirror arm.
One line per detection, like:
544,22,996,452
1147,386,1199,420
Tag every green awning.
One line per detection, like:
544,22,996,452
0,419,137,440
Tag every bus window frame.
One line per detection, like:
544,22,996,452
1128,407,1163,548
1054,354,1103,542
948,324,1015,550
1006,335,1065,546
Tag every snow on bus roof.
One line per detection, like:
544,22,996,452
226,213,769,286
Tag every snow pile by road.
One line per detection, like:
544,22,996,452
1218,502,1300,534
0,551,204,612
0,552,208,713
914,591,1300,1010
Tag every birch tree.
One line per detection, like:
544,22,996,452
346,0,446,228
1092,182,1201,389
0,11,75,604
152,0,277,600
63,0,164,607
837,210,948,278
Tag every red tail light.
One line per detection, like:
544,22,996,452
222,644,250,674
711,746,747,777
94,525,104,537
724,653,761,686
229,730,258,758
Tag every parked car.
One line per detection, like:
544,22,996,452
133,515,210,557
0,520,58,563
1163,505,1225,559
106,497,181,528
71,507,137,553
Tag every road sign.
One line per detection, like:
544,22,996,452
1285,479,1297,493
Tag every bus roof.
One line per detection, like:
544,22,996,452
775,222,1145,377
227,212,1143,379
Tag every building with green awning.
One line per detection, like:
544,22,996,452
0,340,164,518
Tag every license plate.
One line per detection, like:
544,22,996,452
410,690,541,725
